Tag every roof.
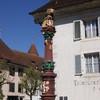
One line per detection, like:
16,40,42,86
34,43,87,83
30,0,92,14
13,50,43,69
0,39,22,65
28,43,39,56
0,39,43,68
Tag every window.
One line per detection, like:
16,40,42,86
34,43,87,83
64,97,68,100
59,97,63,100
18,84,23,93
85,19,98,38
9,67,15,76
18,68,23,76
85,53,100,73
59,96,68,100
20,97,23,100
9,83,15,92
73,17,100,40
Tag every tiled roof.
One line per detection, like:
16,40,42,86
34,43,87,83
13,50,43,69
0,39,22,65
0,39,43,68
30,0,92,14
28,43,39,56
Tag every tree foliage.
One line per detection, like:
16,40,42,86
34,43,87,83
0,59,7,100
0,89,5,100
20,66,42,100
0,59,12,100
0,59,11,86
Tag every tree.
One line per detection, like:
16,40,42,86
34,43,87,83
0,89,4,100
20,66,42,100
0,59,12,100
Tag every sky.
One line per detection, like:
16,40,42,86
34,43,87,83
0,0,50,57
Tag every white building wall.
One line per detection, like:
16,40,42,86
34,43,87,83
53,7,100,100
26,90,41,100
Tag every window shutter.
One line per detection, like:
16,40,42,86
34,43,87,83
73,20,81,40
98,17,100,36
75,55,81,75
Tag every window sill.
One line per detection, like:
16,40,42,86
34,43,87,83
82,73,100,78
75,73,82,76
9,91,15,93
73,38,81,41
81,36,100,42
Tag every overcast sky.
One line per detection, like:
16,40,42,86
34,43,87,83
0,0,49,57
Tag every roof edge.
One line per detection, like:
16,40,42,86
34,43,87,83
29,0,93,15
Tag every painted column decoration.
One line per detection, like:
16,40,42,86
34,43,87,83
41,8,56,100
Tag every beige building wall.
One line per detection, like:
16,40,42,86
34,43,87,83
2,64,26,100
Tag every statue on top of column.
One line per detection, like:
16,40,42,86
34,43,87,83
42,8,55,33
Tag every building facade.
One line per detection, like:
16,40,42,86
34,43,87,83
30,0,100,100
0,39,43,100
3,64,25,100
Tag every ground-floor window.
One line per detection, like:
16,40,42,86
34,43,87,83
75,52,100,76
18,84,23,93
85,53,100,73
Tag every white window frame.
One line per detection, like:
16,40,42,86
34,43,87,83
85,19,98,38
84,16,100,38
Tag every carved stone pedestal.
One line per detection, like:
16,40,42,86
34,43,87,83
41,70,56,100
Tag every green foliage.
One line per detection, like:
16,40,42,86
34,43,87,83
0,59,12,99
0,59,7,72
20,67,42,98
0,88,5,100
0,59,9,85
0,59,7,100
9,67,15,76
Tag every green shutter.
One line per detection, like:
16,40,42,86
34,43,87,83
73,21,81,40
98,17,100,36
75,55,81,75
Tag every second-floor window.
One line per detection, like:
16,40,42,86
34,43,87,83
85,19,98,38
73,17,100,40
18,68,23,77
9,67,15,76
